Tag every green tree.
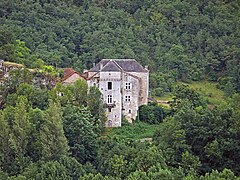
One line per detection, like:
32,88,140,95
58,156,86,180
200,168,236,180
11,97,30,159
126,171,149,180
87,86,106,131
181,151,201,176
0,110,12,171
39,100,69,160
0,69,33,108
171,85,205,109
153,117,189,167
14,40,31,66
35,161,71,180
27,108,46,161
63,105,98,163
73,79,88,106
139,103,169,124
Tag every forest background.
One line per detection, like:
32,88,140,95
0,0,240,179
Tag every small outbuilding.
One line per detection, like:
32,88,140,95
62,68,85,85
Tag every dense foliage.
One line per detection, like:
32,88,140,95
0,0,240,91
0,0,240,179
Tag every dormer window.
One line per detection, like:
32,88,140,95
108,82,112,90
125,82,131,90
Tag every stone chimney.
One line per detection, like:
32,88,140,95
144,65,148,70
93,62,96,67
100,63,103,70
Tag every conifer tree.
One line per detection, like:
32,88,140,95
87,86,106,132
40,100,69,160
11,96,30,158
0,111,11,171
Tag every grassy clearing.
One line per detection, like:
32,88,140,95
152,81,225,105
152,93,173,108
179,80,225,105
154,93,174,101
104,122,160,140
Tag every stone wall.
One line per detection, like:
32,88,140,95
86,63,149,127
99,71,122,127
129,71,149,106
122,72,140,123
62,73,83,85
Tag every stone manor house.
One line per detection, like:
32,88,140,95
1,58,149,127
85,59,149,127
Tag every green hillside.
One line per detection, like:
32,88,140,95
0,0,240,179
1,0,240,92
180,80,225,105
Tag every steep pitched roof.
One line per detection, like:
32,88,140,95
89,59,148,72
101,61,121,72
62,68,84,82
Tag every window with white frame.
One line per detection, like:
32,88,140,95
125,96,131,102
107,95,113,104
125,82,131,90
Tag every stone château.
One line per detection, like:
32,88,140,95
86,59,149,127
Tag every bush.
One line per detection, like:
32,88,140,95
154,87,164,97
138,104,169,124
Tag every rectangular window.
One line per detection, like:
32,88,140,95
108,82,112,90
125,82,131,90
125,96,131,102
107,95,112,104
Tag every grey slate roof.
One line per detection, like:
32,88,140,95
89,59,148,72
101,61,121,72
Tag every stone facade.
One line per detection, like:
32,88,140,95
87,59,149,127
62,68,85,85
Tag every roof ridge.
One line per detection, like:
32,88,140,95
62,68,84,82
101,60,121,72
89,59,148,72
102,59,136,61
112,60,123,71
